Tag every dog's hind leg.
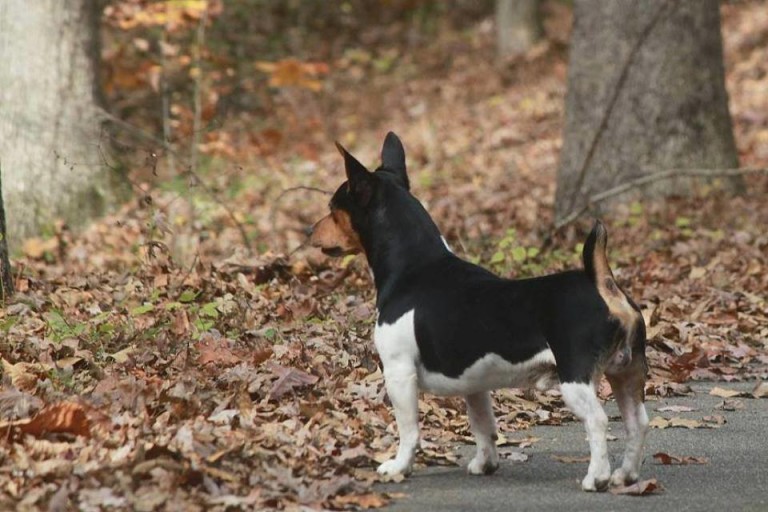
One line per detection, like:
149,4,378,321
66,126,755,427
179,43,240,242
377,366,420,476
465,391,499,475
561,382,611,492
606,359,649,486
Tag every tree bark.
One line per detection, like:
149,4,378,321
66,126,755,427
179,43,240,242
496,0,542,59
555,0,741,223
0,163,13,303
0,0,122,245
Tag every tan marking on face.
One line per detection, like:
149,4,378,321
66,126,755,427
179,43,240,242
309,210,363,255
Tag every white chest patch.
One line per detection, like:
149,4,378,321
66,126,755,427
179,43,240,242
374,309,558,396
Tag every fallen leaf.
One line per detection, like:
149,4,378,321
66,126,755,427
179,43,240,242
610,478,663,496
1,359,44,392
716,399,744,411
267,363,318,399
551,455,590,463
332,492,389,509
752,381,768,398
495,434,540,447
669,417,704,429
653,452,709,465
657,405,696,413
0,401,104,440
702,415,727,427
501,451,529,462
709,387,749,398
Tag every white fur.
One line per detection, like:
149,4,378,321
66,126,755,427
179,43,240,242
560,382,611,491
374,310,558,476
374,311,420,476
421,350,557,396
465,392,499,475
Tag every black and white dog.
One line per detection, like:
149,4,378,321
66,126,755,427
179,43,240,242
310,133,649,491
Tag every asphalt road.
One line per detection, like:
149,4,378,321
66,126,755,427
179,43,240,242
378,382,768,512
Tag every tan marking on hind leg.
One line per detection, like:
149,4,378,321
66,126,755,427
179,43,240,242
606,360,649,486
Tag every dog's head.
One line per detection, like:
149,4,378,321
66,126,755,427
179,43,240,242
310,132,409,257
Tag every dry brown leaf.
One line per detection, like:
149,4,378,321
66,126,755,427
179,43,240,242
610,478,663,496
657,405,696,413
332,492,389,509
669,417,704,429
551,454,590,463
1,359,44,392
268,363,319,399
752,381,768,398
653,452,710,465
709,387,748,398
0,401,106,440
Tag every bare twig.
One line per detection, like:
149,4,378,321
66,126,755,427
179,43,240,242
554,167,768,230
269,185,332,237
564,1,675,216
185,169,254,255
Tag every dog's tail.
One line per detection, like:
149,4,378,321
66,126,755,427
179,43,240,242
582,220,645,373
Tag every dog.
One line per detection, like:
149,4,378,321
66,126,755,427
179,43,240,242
309,132,649,492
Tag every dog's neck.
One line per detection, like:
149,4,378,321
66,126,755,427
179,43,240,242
361,191,449,306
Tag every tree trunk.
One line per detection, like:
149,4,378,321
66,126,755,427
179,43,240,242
496,0,542,59
555,0,741,223
0,164,13,303
0,0,122,245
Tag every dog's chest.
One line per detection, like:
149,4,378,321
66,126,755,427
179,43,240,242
374,309,558,396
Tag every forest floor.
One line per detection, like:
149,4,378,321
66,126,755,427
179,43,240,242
1,2,768,511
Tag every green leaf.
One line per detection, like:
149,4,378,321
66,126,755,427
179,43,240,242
131,303,155,316
629,202,643,215
179,290,199,303
512,246,527,263
675,216,691,228
200,302,219,318
490,251,506,264
526,247,540,258
164,301,184,311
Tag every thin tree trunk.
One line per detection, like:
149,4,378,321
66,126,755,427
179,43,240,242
555,0,741,223
0,163,14,303
496,0,543,59
0,0,123,245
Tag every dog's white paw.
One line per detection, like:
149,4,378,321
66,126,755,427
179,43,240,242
377,458,412,477
581,461,611,492
610,467,639,487
467,454,499,475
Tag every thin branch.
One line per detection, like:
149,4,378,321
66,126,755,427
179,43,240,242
554,167,768,230
184,168,254,255
564,1,674,216
269,185,332,236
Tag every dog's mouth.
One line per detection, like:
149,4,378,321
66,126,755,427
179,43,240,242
321,246,350,258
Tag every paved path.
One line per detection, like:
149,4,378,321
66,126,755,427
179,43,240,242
378,382,768,511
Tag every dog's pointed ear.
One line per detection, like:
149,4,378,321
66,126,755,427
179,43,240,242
335,141,373,206
381,131,409,189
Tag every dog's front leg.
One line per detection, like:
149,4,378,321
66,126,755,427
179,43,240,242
465,391,499,475
377,367,420,476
